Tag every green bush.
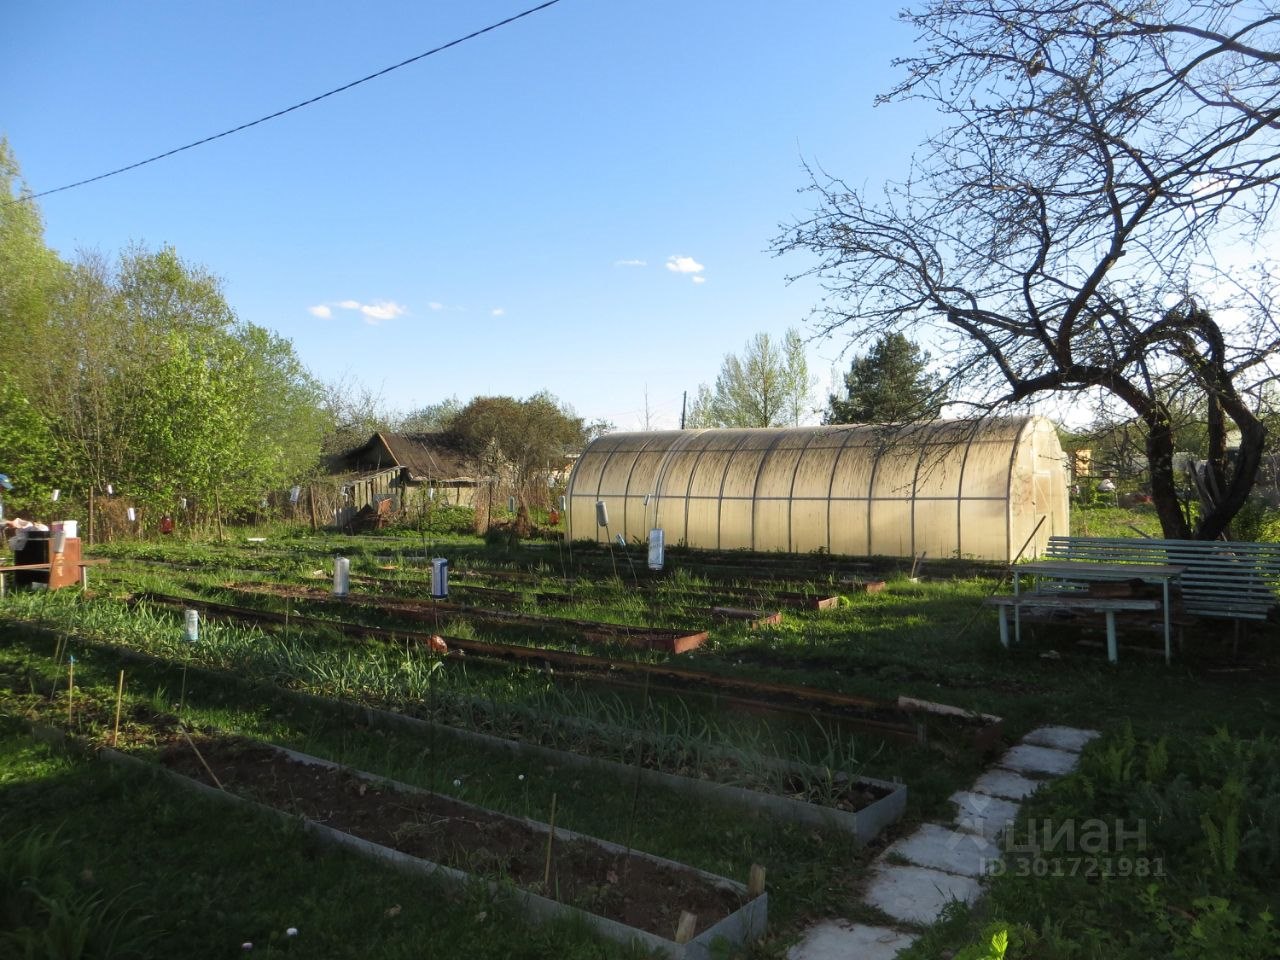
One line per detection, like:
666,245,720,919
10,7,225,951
948,727,1280,959
1229,500,1280,542
398,503,475,536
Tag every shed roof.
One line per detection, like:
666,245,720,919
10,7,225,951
336,432,477,483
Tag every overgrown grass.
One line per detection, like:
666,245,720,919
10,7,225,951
0,633,867,954
909,726,1280,959
4,528,1279,958
0,716,642,959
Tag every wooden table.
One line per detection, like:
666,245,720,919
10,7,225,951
0,559,109,597
1011,560,1184,664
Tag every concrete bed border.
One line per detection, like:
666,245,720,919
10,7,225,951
101,743,767,960
288,686,908,844
11,625,906,844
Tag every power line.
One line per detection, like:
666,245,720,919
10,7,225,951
8,0,563,205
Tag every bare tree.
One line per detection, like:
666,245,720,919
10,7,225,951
775,0,1280,539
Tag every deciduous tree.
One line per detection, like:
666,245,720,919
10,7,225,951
687,328,813,428
776,0,1280,539
449,392,587,503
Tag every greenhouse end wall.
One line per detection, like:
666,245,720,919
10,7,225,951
565,418,1069,564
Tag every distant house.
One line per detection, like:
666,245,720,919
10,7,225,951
330,432,485,514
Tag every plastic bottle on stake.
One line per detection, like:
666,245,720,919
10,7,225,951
333,557,350,598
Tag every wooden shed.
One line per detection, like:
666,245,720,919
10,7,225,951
330,433,482,513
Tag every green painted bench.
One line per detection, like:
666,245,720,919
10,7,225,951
1044,535,1280,622
985,594,1163,663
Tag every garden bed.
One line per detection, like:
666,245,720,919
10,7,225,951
239,582,712,653
131,737,767,958
285,686,909,843
127,590,1005,754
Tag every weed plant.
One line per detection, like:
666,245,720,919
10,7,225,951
910,726,1280,959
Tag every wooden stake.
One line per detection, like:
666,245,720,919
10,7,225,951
308,486,318,532
112,670,125,747
214,491,225,543
179,725,223,790
747,864,766,897
674,911,698,944
543,792,557,889
67,657,74,725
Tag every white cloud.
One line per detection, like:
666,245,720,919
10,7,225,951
358,301,407,323
428,302,444,311
315,299,409,325
614,258,647,267
491,307,506,317
691,275,707,285
665,255,705,275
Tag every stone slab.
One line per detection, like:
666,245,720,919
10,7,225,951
884,822,998,877
787,920,917,960
1021,726,1100,753
970,766,1043,801
950,790,1020,840
863,863,983,926
999,743,1080,776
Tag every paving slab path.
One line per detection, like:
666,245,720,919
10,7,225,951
787,725,1099,960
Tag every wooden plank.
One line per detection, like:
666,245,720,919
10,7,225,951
986,596,1161,611
710,607,783,628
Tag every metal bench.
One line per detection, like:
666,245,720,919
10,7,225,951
1044,535,1280,622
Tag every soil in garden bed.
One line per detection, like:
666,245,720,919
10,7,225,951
232,582,709,653
159,737,747,940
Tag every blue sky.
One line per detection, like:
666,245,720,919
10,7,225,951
3,1,937,430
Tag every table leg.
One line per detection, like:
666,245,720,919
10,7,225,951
998,606,1009,648
1013,571,1022,646
1162,579,1171,666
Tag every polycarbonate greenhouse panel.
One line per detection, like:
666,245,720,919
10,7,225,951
564,418,1069,563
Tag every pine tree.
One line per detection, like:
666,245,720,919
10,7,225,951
826,333,943,424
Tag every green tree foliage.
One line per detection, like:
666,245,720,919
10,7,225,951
826,333,944,424
398,396,464,435
0,140,64,370
687,328,812,428
0,371,57,514
0,144,327,525
449,392,587,501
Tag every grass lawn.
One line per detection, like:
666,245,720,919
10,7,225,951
2,517,1277,958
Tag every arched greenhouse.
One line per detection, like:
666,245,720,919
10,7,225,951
565,417,1069,563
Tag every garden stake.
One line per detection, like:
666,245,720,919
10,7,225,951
747,864,766,897
951,514,1046,642
180,724,224,790
67,655,75,725
543,792,557,889
674,911,698,945
112,670,125,747
50,633,68,699
622,665,653,873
